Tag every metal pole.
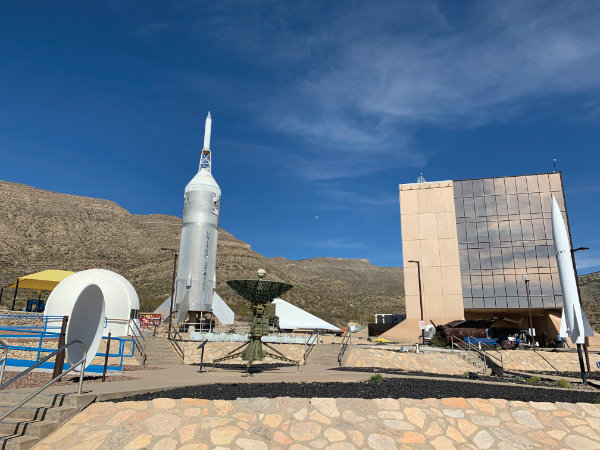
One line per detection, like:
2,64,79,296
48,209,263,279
577,343,588,385
570,248,591,372
52,316,68,380
11,279,19,311
524,277,534,349
168,252,178,340
102,333,112,382
408,260,425,344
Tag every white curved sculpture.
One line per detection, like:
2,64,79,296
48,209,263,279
45,280,105,369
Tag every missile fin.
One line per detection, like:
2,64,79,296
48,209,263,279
582,308,595,337
559,308,568,338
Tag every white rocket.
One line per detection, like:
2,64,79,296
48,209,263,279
551,195,593,344
173,112,233,325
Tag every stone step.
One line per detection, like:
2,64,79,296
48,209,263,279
0,418,58,438
0,433,39,450
0,404,76,422
0,393,93,410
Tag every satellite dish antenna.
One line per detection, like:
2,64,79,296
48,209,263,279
45,275,106,370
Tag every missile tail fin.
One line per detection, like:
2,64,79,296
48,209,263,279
559,308,568,338
582,308,595,337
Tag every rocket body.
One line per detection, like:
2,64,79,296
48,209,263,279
551,195,593,344
174,113,221,321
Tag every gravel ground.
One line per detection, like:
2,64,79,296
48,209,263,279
1,371,134,389
113,376,600,404
335,367,598,391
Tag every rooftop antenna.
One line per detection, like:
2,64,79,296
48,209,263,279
552,158,558,173
417,172,426,183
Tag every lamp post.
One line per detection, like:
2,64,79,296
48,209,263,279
161,248,178,340
571,246,590,372
522,275,535,349
408,260,425,345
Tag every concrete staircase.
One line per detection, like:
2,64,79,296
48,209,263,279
142,335,184,366
456,350,503,376
305,344,341,367
0,391,95,449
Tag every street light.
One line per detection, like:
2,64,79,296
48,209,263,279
522,275,535,349
161,248,178,339
408,260,425,345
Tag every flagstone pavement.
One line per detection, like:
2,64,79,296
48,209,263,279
33,396,600,449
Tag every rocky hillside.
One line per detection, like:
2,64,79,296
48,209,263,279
0,181,404,325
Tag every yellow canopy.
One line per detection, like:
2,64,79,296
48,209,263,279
5,270,74,291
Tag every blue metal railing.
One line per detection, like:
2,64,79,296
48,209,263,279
0,314,135,373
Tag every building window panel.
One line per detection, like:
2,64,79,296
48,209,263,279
507,195,519,215
461,276,472,297
513,246,526,269
463,197,475,218
485,195,497,216
462,180,474,197
456,221,467,243
495,195,508,216
459,248,470,269
468,249,481,270
509,220,523,241
524,245,537,268
529,193,542,214
540,274,553,296
517,194,531,214
453,182,463,199
501,247,515,268
483,178,495,196
507,297,519,308
473,179,484,197
473,298,485,308
505,177,517,194
494,178,506,196
471,275,483,297
493,274,506,296
466,222,478,244
532,219,545,240
504,274,518,296
549,173,562,191
475,197,486,217
454,197,465,218
536,245,550,267
515,177,528,194
517,277,528,296
521,220,534,241
537,174,551,193
476,221,489,242
499,221,511,242
480,246,492,269
496,297,508,308
487,221,500,243
490,247,503,269
526,175,540,193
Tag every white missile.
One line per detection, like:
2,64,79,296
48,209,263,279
551,195,593,344
174,112,222,322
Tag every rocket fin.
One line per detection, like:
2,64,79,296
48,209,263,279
582,308,595,337
212,292,234,325
177,292,190,323
559,308,568,338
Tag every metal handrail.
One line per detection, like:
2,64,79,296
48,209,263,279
338,329,352,366
167,319,185,361
303,329,319,363
0,339,87,421
0,341,7,385
128,319,147,365
450,335,488,374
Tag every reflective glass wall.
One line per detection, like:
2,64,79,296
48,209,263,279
453,173,566,310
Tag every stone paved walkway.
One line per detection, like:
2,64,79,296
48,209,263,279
33,396,600,449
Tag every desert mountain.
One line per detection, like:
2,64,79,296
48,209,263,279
0,181,404,325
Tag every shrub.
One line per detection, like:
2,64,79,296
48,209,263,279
430,338,446,348
462,371,470,378
525,376,541,385
370,374,384,384
594,397,600,404
555,379,571,389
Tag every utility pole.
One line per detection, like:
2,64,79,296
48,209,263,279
161,248,178,340
522,275,535,349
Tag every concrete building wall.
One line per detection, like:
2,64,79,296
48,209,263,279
400,181,465,324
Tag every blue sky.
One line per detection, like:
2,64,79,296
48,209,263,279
1,1,600,272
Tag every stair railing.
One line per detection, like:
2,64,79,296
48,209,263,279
0,341,7,385
450,335,488,374
303,329,319,364
0,339,87,421
338,328,352,366
167,318,185,361
128,319,147,365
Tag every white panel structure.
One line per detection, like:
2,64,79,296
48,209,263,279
273,298,340,331
45,278,106,369
212,292,234,325
175,112,222,322
552,196,594,344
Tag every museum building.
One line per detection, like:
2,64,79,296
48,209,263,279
384,172,572,342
